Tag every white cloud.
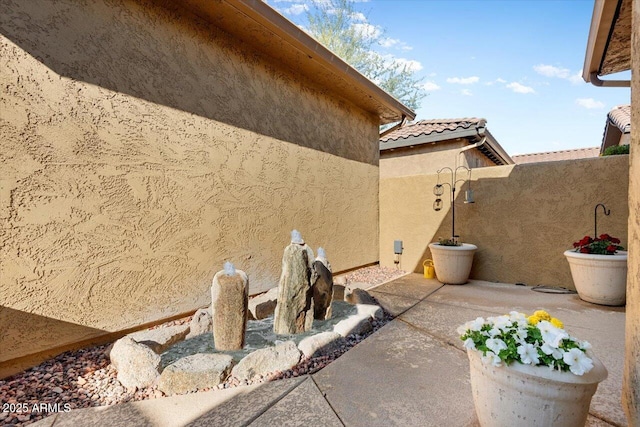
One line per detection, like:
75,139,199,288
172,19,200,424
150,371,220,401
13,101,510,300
461,89,473,96
352,23,382,40
534,64,570,78
429,72,437,77
506,82,535,94
350,11,367,21
401,45,413,51
379,37,399,48
282,3,308,14
395,57,423,72
496,78,506,83
569,70,585,85
422,81,441,91
576,98,605,109
446,76,479,85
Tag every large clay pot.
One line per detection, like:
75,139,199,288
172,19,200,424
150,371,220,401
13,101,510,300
428,243,477,285
564,250,627,306
467,349,608,427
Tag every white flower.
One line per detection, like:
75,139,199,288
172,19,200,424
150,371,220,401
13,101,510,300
486,338,507,354
489,315,511,331
537,321,569,347
563,348,594,375
517,343,540,365
457,317,485,335
463,338,476,350
581,340,592,350
482,351,502,367
541,342,563,359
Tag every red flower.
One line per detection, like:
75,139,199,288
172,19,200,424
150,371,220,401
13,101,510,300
606,245,617,253
573,242,579,248
611,237,621,244
599,234,611,241
580,247,591,254
578,236,592,247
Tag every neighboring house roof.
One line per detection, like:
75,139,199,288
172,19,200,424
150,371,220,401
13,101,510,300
379,118,514,166
512,148,600,164
601,105,631,154
583,0,631,83
180,0,414,124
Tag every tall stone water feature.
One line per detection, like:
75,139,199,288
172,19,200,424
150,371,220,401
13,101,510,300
273,230,318,334
211,262,248,351
312,247,334,320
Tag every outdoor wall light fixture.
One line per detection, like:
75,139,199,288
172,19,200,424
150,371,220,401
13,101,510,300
432,165,474,239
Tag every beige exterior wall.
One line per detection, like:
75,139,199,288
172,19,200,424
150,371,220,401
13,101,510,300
623,0,639,422
380,138,494,178
0,0,380,372
380,156,629,288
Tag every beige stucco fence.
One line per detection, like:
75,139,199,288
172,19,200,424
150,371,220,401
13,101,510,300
0,0,380,376
380,156,629,288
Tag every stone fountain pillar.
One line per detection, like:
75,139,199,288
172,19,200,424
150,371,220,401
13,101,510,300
211,262,248,351
312,247,334,320
273,230,317,334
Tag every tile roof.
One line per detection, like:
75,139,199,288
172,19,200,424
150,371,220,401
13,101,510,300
607,105,631,133
512,147,600,164
380,118,485,143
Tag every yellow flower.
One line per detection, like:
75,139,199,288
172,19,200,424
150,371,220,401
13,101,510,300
528,314,541,325
533,310,551,321
550,318,564,329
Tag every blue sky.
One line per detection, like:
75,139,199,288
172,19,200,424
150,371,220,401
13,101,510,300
267,0,631,156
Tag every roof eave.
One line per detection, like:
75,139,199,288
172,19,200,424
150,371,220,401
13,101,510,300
181,0,415,123
583,0,618,82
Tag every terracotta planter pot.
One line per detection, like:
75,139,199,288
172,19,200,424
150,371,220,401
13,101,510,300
564,250,627,306
428,243,477,285
467,349,608,427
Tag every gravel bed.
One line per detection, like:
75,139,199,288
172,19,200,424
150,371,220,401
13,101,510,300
0,266,404,426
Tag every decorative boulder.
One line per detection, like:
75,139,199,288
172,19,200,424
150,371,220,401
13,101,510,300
345,288,377,306
273,231,316,334
110,336,161,389
186,307,213,339
333,314,373,337
157,353,234,395
298,332,345,358
231,341,301,381
212,262,249,351
248,287,279,320
312,248,334,320
129,324,190,354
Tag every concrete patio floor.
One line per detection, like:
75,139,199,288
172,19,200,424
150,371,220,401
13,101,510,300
34,274,627,427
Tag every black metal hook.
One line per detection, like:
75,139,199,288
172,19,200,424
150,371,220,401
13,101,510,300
594,203,610,238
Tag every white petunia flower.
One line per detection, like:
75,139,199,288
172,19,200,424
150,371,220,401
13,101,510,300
463,338,476,350
490,315,512,331
537,321,569,347
581,340,592,350
517,343,540,365
541,342,563,359
563,348,594,375
482,351,502,367
486,338,507,354
458,317,485,335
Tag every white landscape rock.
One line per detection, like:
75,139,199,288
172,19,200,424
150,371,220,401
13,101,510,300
333,314,373,337
298,332,345,358
344,288,377,305
248,287,279,320
186,307,213,339
231,341,301,381
157,353,234,395
356,304,383,320
129,324,190,354
110,336,161,389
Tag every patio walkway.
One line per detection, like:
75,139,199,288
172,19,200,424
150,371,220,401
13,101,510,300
33,274,627,426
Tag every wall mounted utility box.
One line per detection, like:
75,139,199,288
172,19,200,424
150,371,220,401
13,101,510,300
394,240,404,254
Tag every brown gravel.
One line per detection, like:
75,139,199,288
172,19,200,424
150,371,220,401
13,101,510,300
0,266,404,426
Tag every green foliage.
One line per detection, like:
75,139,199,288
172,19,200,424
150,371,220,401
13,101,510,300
305,0,426,110
602,144,630,156
438,237,461,246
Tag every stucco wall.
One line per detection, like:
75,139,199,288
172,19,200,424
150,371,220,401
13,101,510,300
623,0,639,422
380,139,495,178
380,156,629,288
0,0,380,371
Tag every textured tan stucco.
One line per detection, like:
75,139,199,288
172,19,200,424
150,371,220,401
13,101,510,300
380,139,495,178
623,1,639,422
0,0,379,370
380,156,629,289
